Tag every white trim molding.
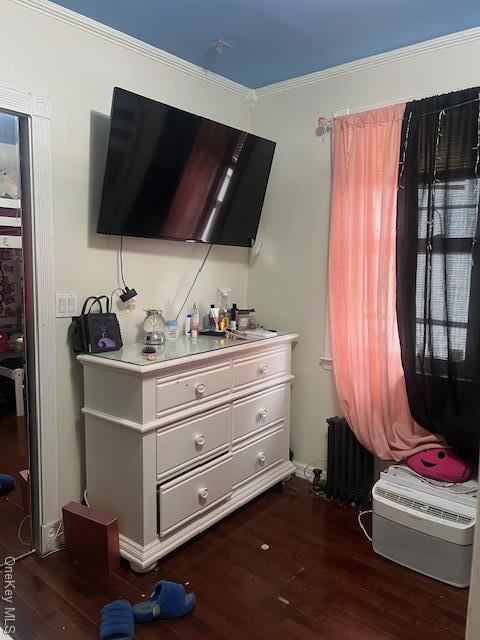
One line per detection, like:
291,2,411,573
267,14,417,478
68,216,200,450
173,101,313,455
8,0,480,105
0,85,59,554
256,25,480,97
9,0,250,98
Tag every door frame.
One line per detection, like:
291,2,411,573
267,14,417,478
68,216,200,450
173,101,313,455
0,85,58,554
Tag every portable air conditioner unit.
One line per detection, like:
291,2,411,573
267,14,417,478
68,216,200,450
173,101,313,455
372,466,477,587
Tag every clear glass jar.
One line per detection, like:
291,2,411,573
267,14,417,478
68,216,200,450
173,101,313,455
143,308,165,345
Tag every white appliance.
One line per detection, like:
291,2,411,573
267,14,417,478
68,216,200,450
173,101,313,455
372,465,477,587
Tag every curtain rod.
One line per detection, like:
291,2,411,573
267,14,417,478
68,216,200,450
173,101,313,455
317,96,479,131
331,83,480,119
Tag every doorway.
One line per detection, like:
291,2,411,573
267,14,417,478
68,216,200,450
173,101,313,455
0,111,32,561
0,85,58,565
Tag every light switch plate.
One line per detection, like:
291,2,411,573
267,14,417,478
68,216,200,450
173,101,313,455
56,293,77,318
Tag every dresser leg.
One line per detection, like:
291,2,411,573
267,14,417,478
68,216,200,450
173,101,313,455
129,559,158,574
271,480,285,493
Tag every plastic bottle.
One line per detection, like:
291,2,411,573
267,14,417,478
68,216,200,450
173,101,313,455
191,303,200,338
165,319,178,342
218,287,231,332
185,314,192,336
209,304,215,329
164,299,177,342
229,303,238,331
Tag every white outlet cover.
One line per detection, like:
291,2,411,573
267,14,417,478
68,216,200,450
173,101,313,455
56,293,77,318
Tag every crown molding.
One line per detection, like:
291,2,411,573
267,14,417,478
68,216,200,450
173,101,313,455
255,25,480,97
11,0,480,105
9,0,250,98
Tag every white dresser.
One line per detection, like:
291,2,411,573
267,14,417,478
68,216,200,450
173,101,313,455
78,332,297,572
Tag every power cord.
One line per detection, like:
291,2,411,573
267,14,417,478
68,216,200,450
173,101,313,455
118,236,138,303
110,287,124,310
358,509,373,542
17,514,31,546
119,235,127,289
175,244,213,322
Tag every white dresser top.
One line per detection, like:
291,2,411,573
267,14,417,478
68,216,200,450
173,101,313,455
78,332,298,373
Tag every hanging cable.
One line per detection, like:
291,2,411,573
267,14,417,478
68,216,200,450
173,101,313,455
119,236,127,289
358,509,373,542
473,92,480,268
110,288,124,310
117,236,138,303
175,244,213,322
397,111,412,191
475,92,480,177
17,514,31,546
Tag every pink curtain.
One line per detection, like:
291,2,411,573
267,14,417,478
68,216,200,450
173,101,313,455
329,104,444,461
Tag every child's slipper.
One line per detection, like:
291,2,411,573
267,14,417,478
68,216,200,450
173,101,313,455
133,580,196,622
99,599,135,640
0,474,15,497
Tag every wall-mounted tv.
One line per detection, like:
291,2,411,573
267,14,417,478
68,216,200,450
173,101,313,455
97,88,276,247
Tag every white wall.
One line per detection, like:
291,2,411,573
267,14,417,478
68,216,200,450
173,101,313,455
248,34,480,470
2,0,251,505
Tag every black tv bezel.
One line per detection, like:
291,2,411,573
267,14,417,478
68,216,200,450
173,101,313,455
96,87,276,248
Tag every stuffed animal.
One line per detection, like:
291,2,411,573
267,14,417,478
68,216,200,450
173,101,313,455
406,448,472,483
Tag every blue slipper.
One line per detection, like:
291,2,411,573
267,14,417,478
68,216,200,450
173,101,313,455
0,474,15,497
133,581,196,622
99,599,134,640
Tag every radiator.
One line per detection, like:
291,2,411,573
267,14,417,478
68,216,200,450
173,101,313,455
326,416,374,508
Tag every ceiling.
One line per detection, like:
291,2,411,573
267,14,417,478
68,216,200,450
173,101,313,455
50,0,480,88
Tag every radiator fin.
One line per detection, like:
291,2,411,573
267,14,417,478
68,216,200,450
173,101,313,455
326,416,374,508
375,487,474,525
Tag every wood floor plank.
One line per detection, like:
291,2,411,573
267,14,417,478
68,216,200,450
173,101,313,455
0,413,32,559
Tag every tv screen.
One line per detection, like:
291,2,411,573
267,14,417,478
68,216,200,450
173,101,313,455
97,88,276,247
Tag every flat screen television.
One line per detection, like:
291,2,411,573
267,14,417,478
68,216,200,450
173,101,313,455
97,88,276,247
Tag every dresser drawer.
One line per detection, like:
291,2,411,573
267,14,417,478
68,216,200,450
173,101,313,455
157,405,231,479
232,427,287,488
232,385,286,442
232,349,287,390
156,363,230,416
159,454,232,536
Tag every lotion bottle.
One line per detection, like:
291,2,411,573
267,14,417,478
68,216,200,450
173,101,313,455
191,303,200,338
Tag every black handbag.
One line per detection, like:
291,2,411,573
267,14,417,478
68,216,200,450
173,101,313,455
70,296,123,354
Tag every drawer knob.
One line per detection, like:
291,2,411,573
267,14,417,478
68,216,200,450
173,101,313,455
198,487,209,501
260,364,269,374
195,434,206,447
195,383,206,396
259,408,268,420
258,451,266,464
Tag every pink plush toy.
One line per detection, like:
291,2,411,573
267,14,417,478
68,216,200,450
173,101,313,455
406,448,472,483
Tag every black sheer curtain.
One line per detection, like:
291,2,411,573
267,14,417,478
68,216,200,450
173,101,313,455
397,87,480,461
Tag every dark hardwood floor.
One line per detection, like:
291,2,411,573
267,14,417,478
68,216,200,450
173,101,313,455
0,413,31,560
3,478,469,640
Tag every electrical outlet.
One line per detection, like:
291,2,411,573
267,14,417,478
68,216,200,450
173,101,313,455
56,293,77,318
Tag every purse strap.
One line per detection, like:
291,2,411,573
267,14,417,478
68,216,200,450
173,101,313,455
95,295,110,314
81,296,100,315
82,296,111,315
